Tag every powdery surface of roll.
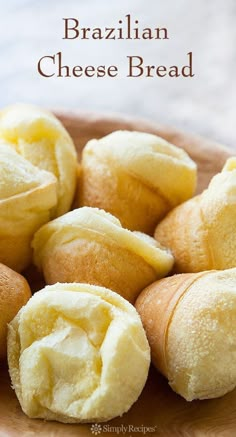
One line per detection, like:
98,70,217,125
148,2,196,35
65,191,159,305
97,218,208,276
200,159,236,269
167,269,236,401
0,145,57,271
7,283,150,423
0,104,78,217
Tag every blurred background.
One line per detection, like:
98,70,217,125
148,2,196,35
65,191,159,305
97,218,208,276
0,0,235,148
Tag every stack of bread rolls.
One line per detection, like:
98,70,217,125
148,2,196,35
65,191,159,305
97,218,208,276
1,103,235,425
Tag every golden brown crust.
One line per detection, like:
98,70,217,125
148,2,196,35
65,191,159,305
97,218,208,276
33,207,174,303
0,263,31,360
41,236,158,303
154,159,236,273
154,196,211,273
136,269,236,401
79,162,169,234
135,272,207,375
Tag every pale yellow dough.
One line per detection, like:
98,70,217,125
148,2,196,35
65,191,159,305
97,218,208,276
77,130,197,234
7,283,150,423
155,157,236,272
0,145,57,272
0,104,78,216
32,207,174,302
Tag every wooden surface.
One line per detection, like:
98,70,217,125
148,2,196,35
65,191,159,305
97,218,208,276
0,112,235,437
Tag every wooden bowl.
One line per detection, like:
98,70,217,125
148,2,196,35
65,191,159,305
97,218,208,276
0,111,235,436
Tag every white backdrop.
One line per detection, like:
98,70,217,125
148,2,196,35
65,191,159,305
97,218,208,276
0,0,235,148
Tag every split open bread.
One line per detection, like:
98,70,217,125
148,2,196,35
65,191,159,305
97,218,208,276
136,268,236,401
32,207,174,303
0,104,78,217
155,158,236,273
77,130,197,234
7,283,150,423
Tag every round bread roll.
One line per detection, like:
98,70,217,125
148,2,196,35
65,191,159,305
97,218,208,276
32,207,174,303
0,263,31,360
77,130,197,234
8,283,150,423
0,145,57,272
155,157,236,273
0,104,78,217
135,268,236,401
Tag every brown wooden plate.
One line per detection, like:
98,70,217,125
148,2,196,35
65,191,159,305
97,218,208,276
0,111,235,437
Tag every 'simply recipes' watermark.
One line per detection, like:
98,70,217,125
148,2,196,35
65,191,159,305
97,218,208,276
90,423,158,435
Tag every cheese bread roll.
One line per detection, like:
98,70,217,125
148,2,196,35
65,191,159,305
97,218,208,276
8,283,150,423
155,157,236,273
0,144,57,271
77,131,197,234
0,263,31,360
32,207,174,302
0,104,78,217
136,268,236,401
